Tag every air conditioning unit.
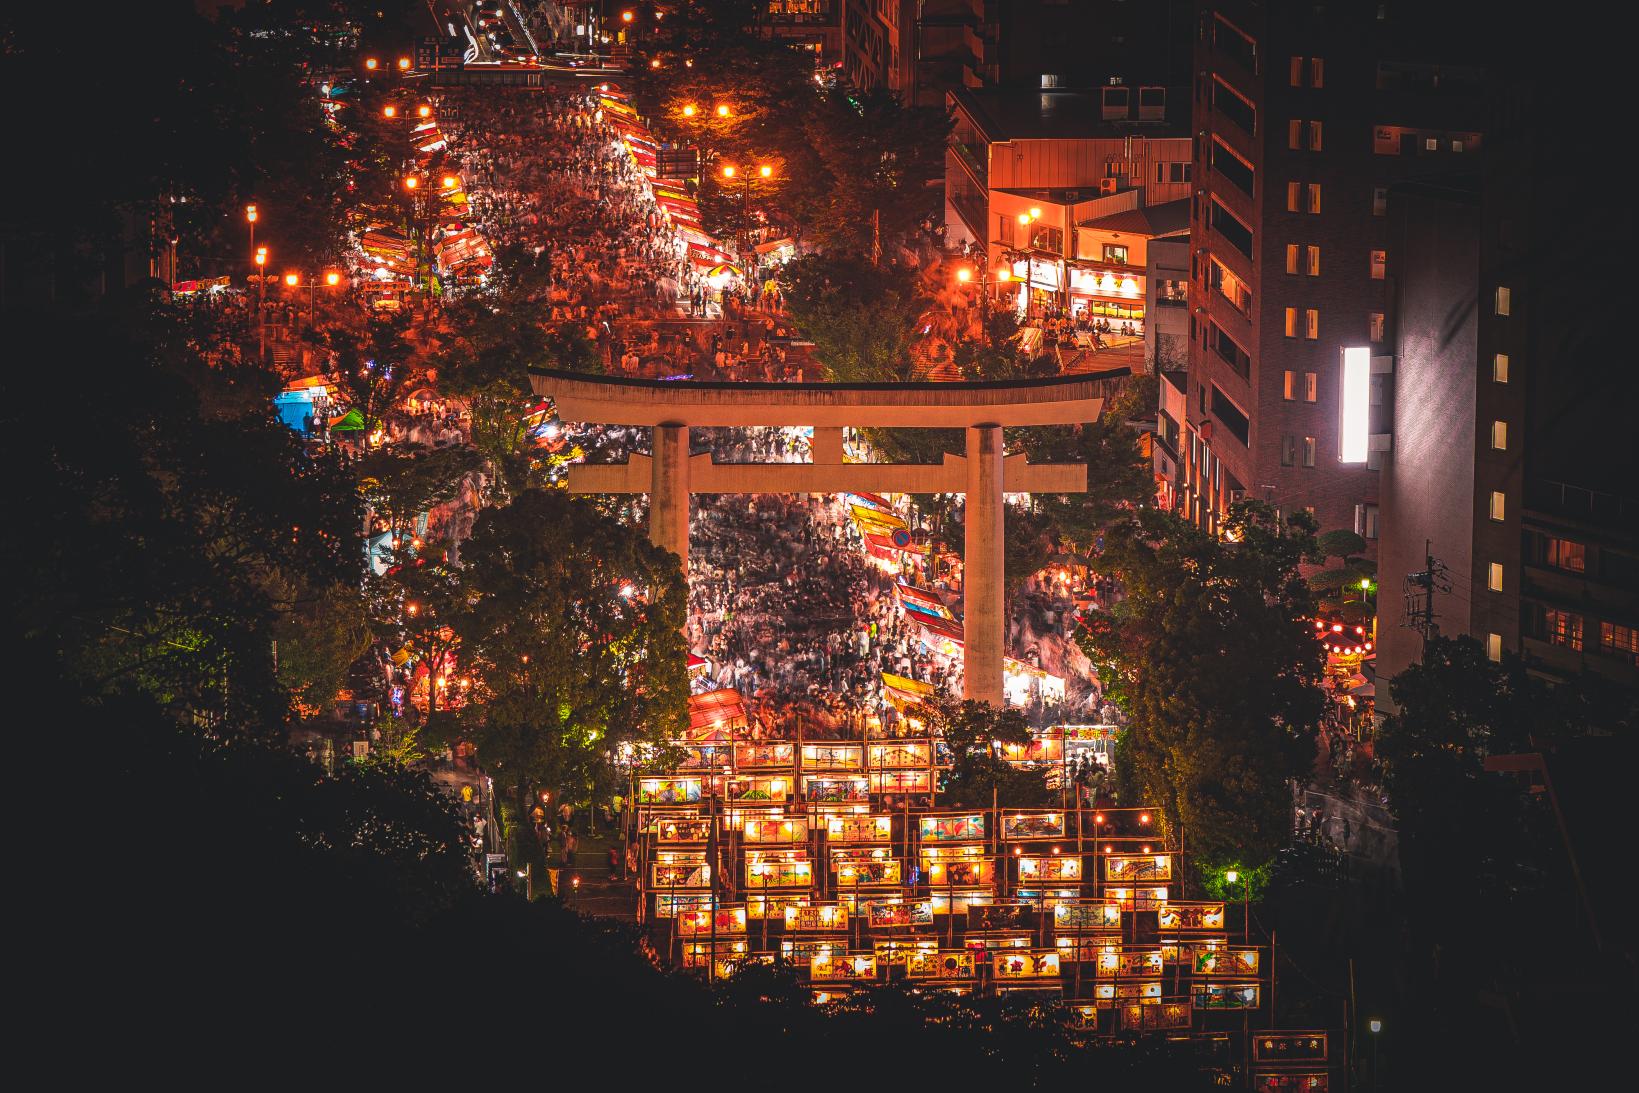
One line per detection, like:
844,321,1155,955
1100,178,1119,195
1228,488,1246,503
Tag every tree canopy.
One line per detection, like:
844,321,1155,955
1077,502,1324,876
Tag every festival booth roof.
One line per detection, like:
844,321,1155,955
846,491,895,512
862,532,899,561
687,653,710,679
882,672,936,710
687,242,736,266
851,503,906,532
687,688,746,741
329,408,367,432
753,236,797,256
283,374,332,393
915,613,965,650
435,229,493,272
896,582,955,621
675,224,718,247
703,263,742,279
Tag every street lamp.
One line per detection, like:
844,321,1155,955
682,104,697,117
442,175,458,189
397,57,411,71
284,272,300,288
418,104,432,118
383,105,397,118
721,165,736,178
716,104,731,117
365,57,379,71
1368,1018,1382,1089
759,164,773,179
245,204,258,258
255,247,269,360
403,175,419,190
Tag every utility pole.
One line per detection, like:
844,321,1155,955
1401,539,1450,659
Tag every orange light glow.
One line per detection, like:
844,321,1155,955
284,272,299,287
325,271,342,286
721,165,736,178
418,104,431,118
365,58,379,71
442,176,458,189
956,268,972,283
759,164,773,178
716,104,731,117
682,104,697,117
404,176,419,189
397,57,411,71
383,105,397,118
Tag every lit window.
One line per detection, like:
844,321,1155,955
1489,491,1505,521
1369,312,1385,343
1492,353,1509,383
1495,286,1511,315
1283,370,1297,399
1287,181,1301,212
1306,245,1321,276
1308,120,1324,150
1286,244,1300,275
1370,250,1386,279
1545,537,1586,573
1307,183,1321,213
1302,436,1317,467
1423,136,1438,152
1486,633,1502,662
1545,609,1584,652
1304,308,1319,339
1289,56,1304,86
1488,562,1503,592
1288,119,1302,150
1601,622,1639,665
1284,307,1298,337
1452,139,1465,153
1304,371,1318,402
1490,420,1507,450
1310,57,1324,87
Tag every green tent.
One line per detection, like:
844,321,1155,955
329,408,366,432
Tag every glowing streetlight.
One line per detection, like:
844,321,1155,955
1028,206,1043,219
284,272,300,287
1018,213,1031,226
325,271,342,286
442,175,458,189
245,204,258,223
404,175,419,190
397,57,411,71
254,247,267,267
364,57,379,71
681,104,697,117
650,58,662,69
956,267,972,283
1370,1018,1382,1034
621,10,634,21
721,165,736,178
995,268,1011,283
418,104,431,118
383,105,397,118
759,164,773,178
716,104,731,117
1138,812,1151,825
1225,869,1239,884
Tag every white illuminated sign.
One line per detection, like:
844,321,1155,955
1340,347,1370,463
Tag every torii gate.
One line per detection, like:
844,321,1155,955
530,369,1101,706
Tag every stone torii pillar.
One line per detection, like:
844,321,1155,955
531,370,1107,710
651,423,690,574
964,424,1005,706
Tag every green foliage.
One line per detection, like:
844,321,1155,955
455,490,689,816
777,253,929,382
7,308,364,725
1077,502,1324,873
925,697,1052,808
1019,375,1157,555
355,445,482,546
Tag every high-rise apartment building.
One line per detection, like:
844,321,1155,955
1375,71,1638,698
1182,1,1483,544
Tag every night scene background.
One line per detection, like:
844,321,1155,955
4,0,1633,1085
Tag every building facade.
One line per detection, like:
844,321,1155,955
1375,81,1639,698
1182,1,1484,542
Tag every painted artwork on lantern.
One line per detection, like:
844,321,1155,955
784,904,847,932
811,953,877,981
1106,854,1172,882
678,745,731,770
743,816,808,843
1195,948,1259,976
681,940,745,968
746,895,806,920
745,860,812,888
1002,812,1066,839
907,950,975,979
918,814,986,842
993,951,1062,978
1054,902,1122,931
1121,1001,1191,1030
801,743,863,771
652,862,711,888
1105,886,1168,911
868,769,932,792
867,900,934,928
654,818,712,843
1018,855,1082,881
781,938,845,961
725,776,791,802
654,892,714,916
676,907,747,936
926,859,991,886
836,859,902,886
1194,982,1261,1010
637,778,702,804
806,777,870,803
733,741,794,769
826,814,893,843
967,902,1028,931
713,954,774,979
1157,902,1226,930
1252,1076,1329,1092
873,939,938,965
868,742,932,769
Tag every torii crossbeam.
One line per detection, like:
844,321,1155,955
530,369,1105,706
